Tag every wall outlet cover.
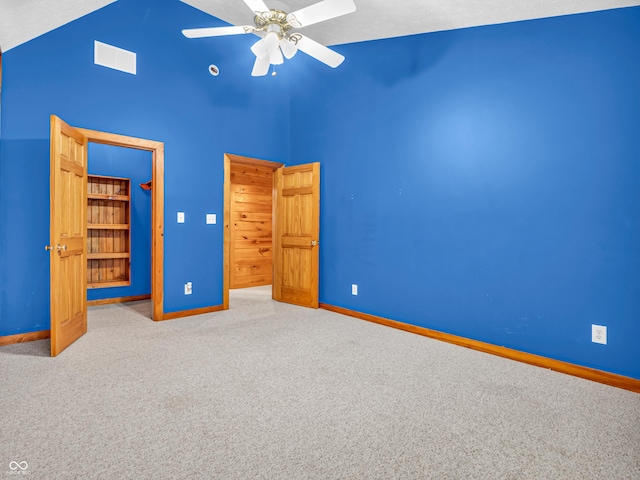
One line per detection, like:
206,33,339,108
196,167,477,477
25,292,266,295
592,324,607,345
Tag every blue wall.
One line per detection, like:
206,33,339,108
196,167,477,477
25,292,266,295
0,0,290,334
289,7,640,379
1,1,638,380
87,144,152,301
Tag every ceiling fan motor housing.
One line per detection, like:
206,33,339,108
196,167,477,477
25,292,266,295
254,10,294,38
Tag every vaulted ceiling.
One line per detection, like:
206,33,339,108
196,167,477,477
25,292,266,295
1,0,639,52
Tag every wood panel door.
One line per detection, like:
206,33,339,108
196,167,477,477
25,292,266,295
273,163,320,308
49,115,88,356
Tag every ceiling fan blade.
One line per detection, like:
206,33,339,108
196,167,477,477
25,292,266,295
294,35,345,68
252,55,271,76
182,26,253,38
243,0,270,14
286,0,356,28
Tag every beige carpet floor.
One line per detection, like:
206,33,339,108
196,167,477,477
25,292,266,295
1,286,639,479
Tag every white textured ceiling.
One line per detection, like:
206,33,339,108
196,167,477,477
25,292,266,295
182,0,640,46
1,0,639,52
0,0,116,52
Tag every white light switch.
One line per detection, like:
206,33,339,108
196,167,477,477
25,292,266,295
177,212,185,223
206,214,217,225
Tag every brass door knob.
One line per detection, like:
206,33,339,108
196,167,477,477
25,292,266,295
45,245,53,251
56,244,67,252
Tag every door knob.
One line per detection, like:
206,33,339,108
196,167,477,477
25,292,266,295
56,244,67,252
311,240,318,246
45,245,53,251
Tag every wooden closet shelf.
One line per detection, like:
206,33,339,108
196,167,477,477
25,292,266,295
88,193,130,201
88,281,131,289
87,175,131,289
88,224,130,230
87,252,130,260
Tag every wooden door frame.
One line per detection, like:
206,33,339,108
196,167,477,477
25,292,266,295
77,128,165,320
223,153,283,309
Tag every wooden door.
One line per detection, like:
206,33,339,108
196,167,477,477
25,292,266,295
273,163,320,308
49,115,88,356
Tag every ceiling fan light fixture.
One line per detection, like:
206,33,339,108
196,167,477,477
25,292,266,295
270,46,284,65
264,32,280,51
279,38,297,59
251,38,267,57
265,23,283,35
252,31,279,58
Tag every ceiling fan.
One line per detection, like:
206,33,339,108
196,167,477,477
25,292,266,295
182,0,357,76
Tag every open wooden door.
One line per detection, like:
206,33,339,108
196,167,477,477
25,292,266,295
273,162,320,308
48,115,88,356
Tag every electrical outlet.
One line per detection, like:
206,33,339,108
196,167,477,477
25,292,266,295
351,284,358,296
184,282,192,295
592,324,607,345
177,212,185,223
